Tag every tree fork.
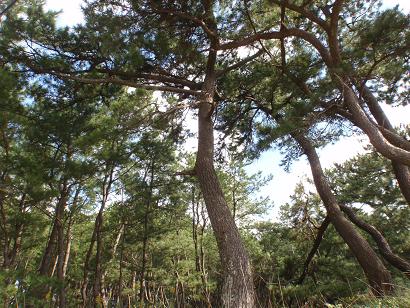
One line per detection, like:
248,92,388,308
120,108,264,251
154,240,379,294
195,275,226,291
296,216,330,284
293,133,393,296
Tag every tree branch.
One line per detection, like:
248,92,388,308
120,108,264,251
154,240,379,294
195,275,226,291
216,49,263,77
52,72,201,95
340,204,410,278
296,215,330,284
270,0,329,31
218,28,332,66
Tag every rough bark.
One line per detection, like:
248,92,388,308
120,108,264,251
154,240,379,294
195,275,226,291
340,204,410,278
294,133,393,296
190,2,256,305
195,83,255,306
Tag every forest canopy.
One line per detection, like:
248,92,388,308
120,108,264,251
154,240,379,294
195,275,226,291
0,0,409,307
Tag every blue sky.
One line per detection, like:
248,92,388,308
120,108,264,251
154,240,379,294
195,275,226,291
45,0,410,219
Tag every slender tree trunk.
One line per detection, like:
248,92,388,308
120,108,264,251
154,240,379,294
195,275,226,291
139,160,155,305
360,85,410,204
297,216,330,284
56,204,66,308
117,224,125,308
293,133,393,296
9,194,26,267
93,165,115,308
190,2,256,305
81,222,97,307
93,211,105,308
30,182,69,305
340,83,410,166
191,190,212,307
340,204,410,278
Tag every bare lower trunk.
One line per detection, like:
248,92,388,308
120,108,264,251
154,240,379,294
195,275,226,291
297,216,330,284
192,190,212,307
39,210,59,277
31,186,68,303
340,204,410,278
195,98,255,306
93,212,104,307
294,133,393,296
139,161,154,305
81,222,97,307
56,201,66,308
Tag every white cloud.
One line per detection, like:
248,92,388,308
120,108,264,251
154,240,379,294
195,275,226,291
382,0,410,12
45,0,84,27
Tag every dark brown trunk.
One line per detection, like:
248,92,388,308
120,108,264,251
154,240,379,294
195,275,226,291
31,182,69,304
38,215,58,276
195,91,255,306
340,204,410,278
297,216,330,284
93,211,104,307
294,133,393,296
194,3,255,304
81,220,97,307
139,160,155,305
9,194,26,267
93,166,115,307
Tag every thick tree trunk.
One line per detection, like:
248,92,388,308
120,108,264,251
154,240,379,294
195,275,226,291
340,204,410,278
195,91,255,306
39,205,59,277
294,133,393,296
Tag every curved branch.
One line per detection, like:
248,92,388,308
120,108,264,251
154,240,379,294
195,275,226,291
270,0,329,31
53,72,201,95
340,82,410,166
153,8,217,41
340,204,410,278
216,49,263,77
218,28,332,66
296,215,330,284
